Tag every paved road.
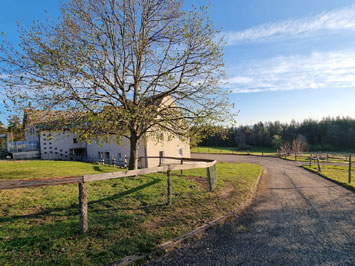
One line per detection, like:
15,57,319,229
146,154,355,266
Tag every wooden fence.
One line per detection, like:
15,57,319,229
0,157,217,233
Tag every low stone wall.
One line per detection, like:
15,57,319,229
12,151,40,160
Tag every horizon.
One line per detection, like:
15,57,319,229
1,0,355,126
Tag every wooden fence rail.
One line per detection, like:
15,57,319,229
0,157,217,233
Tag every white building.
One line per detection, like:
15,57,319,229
24,110,190,168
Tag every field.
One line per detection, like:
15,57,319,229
0,160,262,265
191,146,276,156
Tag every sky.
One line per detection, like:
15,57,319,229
1,0,355,126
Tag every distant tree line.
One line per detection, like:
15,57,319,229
0,115,25,141
199,117,355,151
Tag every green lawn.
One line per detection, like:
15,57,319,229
303,164,355,189
0,160,122,180
191,146,276,156
0,160,262,265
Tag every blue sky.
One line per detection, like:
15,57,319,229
1,0,355,125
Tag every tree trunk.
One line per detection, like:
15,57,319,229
128,133,139,170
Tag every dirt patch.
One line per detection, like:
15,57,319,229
143,218,167,230
218,181,235,199
184,176,209,190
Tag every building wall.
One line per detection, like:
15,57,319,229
145,132,190,167
25,127,40,143
39,131,86,160
86,136,146,166
30,128,189,168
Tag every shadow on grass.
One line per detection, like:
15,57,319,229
89,178,161,206
0,178,162,223
93,165,105,172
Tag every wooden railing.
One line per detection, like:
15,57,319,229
0,157,217,233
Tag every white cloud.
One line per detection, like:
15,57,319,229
226,50,355,93
225,6,355,45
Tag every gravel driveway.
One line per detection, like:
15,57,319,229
145,154,355,266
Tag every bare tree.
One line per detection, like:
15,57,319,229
0,0,233,169
292,134,308,154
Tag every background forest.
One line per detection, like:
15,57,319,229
199,117,355,152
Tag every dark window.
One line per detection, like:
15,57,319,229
49,142,52,145
73,138,78,143
55,152,58,154
60,149,62,152
44,152,47,154
44,147,47,150
55,148,57,150
50,151,52,154
178,148,183,156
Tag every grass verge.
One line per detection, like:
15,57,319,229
302,165,355,190
0,161,262,265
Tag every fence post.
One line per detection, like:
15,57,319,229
327,153,329,162
124,154,127,168
316,155,321,172
79,180,88,233
180,158,183,175
349,154,352,184
207,164,217,192
112,155,116,167
309,154,312,167
167,170,172,205
295,153,297,161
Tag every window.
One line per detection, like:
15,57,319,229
73,138,78,144
117,153,122,159
98,151,104,158
105,152,110,160
178,148,183,156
